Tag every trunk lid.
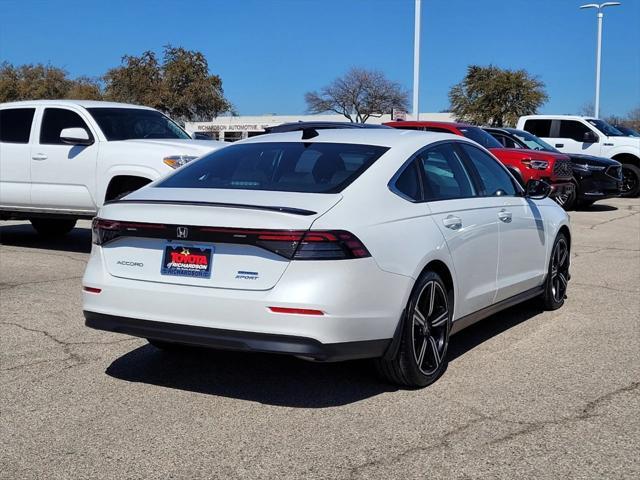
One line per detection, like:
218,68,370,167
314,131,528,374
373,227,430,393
98,188,342,290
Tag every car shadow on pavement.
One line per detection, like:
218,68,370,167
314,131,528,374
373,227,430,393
0,223,91,253
106,300,545,407
575,203,618,212
447,298,544,362
106,345,397,408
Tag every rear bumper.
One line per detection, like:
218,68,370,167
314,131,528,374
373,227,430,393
84,311,389,361
83,247,412,346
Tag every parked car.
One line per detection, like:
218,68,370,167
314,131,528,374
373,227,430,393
83,125,571,388
0,100,225,236
384,121,575,207
613,125,640,138
516,115,640,197
484,127,622,209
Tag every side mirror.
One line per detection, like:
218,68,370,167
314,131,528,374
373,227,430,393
583,131,598,143
525,179,552,200
60,127,93,146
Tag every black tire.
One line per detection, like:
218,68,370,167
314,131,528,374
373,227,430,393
29,218,77,237
555,180,578,211
375,271,452,388
620,164,640,198
147,338,187,352
577,199,595,208
540,233,570,310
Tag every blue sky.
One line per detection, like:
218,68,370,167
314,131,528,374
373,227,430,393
1,0,638,117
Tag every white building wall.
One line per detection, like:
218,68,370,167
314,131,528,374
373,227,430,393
185,112,455,141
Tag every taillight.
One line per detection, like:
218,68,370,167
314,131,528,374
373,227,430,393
92,218,165,245
268,307,324,315
256,230,370,260
91,218,370,260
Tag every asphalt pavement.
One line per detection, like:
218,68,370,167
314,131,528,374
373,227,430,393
1,197,639,479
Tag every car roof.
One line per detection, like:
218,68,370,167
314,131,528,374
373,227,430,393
384,120,473,129
264,121,391,133
0,99,156,110
519,115,596,121
238,126,466,149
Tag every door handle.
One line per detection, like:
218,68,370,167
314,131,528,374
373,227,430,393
555,143,564,148
498,209,512,223
32,153,48,161
442,215,462,230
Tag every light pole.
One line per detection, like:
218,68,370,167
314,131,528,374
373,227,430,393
580,2,621,118
412,0,421,120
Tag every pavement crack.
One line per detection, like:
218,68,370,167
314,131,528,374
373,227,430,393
0,246,88,264
0,322,138,375
588,210,640,230
345,416,488,478
571,281,637,294
486,381,640,447
0,275,83,291
345,382,640,477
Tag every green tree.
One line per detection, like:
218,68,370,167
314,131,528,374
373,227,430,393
103,46,231,120
305,67,408,123
449,65,548,127
0,62,20,102
103,51,163,109
0,62,103,102
161,46,231,121
67,76,103,100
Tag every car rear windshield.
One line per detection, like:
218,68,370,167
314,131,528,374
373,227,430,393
458,126,502,149
158,142,389,193
87,108,190,140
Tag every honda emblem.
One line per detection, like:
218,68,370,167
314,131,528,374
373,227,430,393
177,226,189,239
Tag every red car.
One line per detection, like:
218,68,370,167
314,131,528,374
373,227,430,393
384,121,574,203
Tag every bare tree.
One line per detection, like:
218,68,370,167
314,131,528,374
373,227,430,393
305,68,408,123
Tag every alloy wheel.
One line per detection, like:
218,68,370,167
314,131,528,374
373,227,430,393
411,280,449,375
550,238,570,303
621,166,639,195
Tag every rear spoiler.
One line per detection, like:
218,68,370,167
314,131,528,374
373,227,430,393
105,199,317,216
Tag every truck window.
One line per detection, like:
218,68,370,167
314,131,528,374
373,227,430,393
40,108,92,145
523,119,552,137
0,108,36,143
558,121,592,142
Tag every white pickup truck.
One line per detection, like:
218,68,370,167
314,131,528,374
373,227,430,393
0,100,224,236
517,115,640,197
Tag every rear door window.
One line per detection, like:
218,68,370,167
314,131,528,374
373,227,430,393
392,162,422,201
40,108,93,145
417,143,475,201
459,144,517,196
158,142,389,193
0,108,36,143
558,120,592,142
523,119,552,137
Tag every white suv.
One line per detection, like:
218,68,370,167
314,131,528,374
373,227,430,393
0,100,224,236
517,115,640,197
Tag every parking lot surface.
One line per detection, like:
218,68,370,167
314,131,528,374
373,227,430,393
1,198,639,479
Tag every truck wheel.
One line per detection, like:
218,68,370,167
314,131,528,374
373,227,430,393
30,218,77,237
620,164,640,197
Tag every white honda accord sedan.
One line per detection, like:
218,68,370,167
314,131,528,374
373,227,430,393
83,126,571,387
